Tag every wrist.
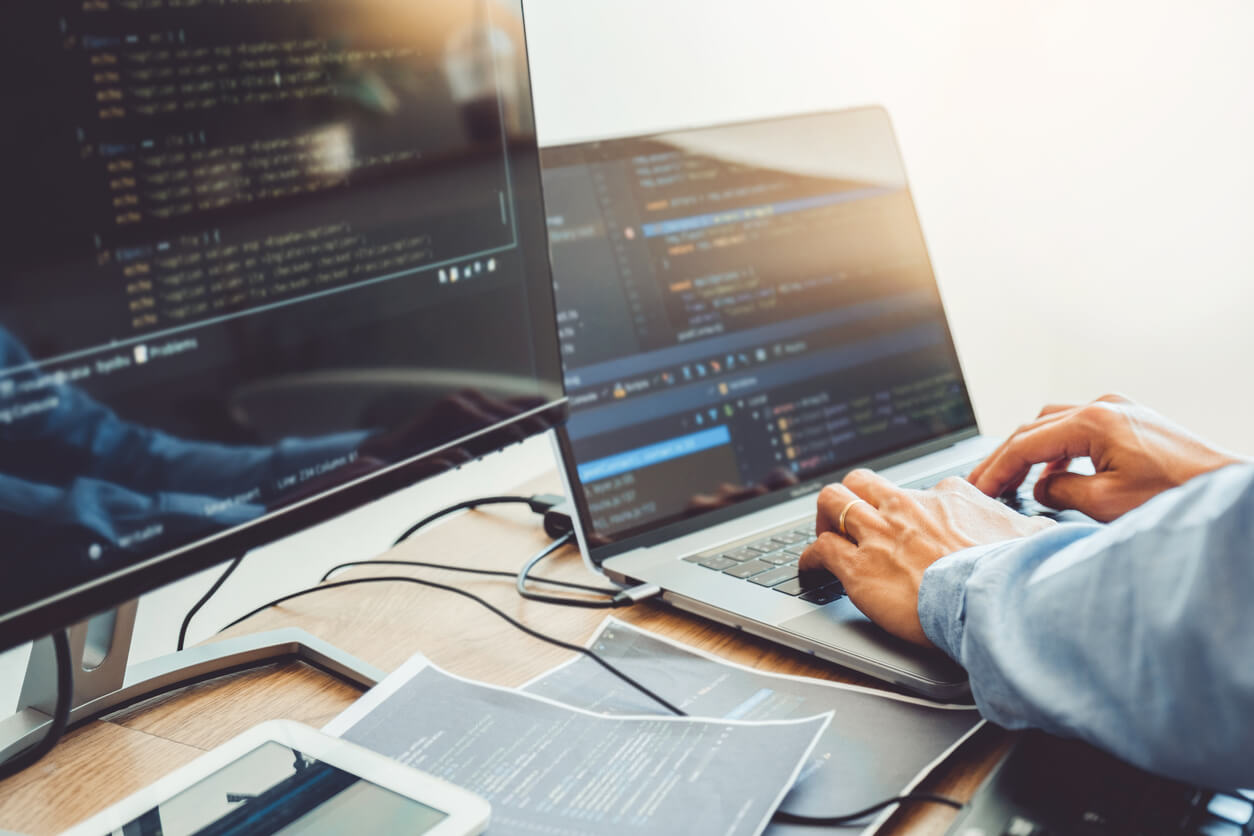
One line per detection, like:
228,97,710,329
1182,453,1249,488
916,543,1003,663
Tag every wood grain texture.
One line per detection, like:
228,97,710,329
107,662,364,752
0,722,202,834
0,474,1007,835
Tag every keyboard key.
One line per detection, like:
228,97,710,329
771,531,808,545
798,567,839,589
688,555,735,571
721,547,761,562
759,551,796,565
1208,794,1254,825
773,578,806,596
744,540,776,553
749,566,799,587
783,543,809,556
906,464,972,490
724,559,773,579
799,584,845,605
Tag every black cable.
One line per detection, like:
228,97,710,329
0,631,72,782
217,574,686,716
177,555,244,652
773,792,963,826
320,559,618,595
177,494,565,651
392,495,534,547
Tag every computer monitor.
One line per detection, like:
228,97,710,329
0,0,563,656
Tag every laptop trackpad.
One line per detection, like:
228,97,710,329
780,606,967,689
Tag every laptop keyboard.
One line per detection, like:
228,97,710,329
905,462,1063,520
683,461,1062,606
682,524,843,603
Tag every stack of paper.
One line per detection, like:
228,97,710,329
326,618,982,835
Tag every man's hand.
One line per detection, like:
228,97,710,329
968,394,1244,522
799,470,1054,647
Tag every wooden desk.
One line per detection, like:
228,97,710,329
0,482,1009,834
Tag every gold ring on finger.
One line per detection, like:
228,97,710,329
838,498,869,537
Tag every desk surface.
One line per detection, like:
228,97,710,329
0,477,1009,835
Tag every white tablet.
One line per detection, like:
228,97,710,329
62,719,490,836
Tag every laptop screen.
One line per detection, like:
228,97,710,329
543,107,976,554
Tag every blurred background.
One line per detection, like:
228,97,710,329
525,0,1254,449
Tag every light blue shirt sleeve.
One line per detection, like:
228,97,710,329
917,463,1254,790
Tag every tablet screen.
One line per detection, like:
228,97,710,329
103,741,448,835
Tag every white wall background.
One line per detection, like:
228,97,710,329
524,0,1254,449
6,1,1253,711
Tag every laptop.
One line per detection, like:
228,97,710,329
541,106,1003,700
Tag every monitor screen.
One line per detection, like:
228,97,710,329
543,108,976,556
0,0,563,648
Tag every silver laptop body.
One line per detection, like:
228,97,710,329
543,107,992,700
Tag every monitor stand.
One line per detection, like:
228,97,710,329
0,599,384,764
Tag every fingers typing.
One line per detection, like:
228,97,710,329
798,531,856,578
971,413,1097,498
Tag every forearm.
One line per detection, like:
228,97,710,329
919,464,1254,789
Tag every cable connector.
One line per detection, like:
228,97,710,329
526,493,565,514
542,501,574,539
392,494,567,547
611,584,663,606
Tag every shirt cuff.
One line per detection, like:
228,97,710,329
917,542,1007,662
